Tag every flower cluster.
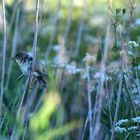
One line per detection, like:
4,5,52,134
128,41,139,48
65,63,83,74
128,41,140,57
115,126,126,133
83,53,97,65
114,117,140,134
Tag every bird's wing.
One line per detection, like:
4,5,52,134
34,61,47,76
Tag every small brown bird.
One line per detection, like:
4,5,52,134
14,52,47,88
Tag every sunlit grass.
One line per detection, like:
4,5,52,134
30,92,82,140
30,92,61,131
37,120,82,140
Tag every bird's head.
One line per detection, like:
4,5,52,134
14,52,33,67
14,52,25,65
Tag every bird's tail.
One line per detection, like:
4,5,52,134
39,77,47,89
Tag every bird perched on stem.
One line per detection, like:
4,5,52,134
13,52,47,88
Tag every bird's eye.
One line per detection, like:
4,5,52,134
29,57,33,61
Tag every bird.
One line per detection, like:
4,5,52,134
14,52,47,88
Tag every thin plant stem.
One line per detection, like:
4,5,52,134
63,0,74,46
37,0,46,50
86,64,92,140
23,0,40,121
10,77,30,140
135,68,140,95
124,76,137,117
0,0,7,119
6,0,19,43
110,71,123,140
92,22,110,139
19,1,40,138
28,0,40,100
110,44,126,139
32,0,39,66
114,28,117,48
44,0,73,78
33,89,46,113
75,0,87,56
10,1,40,139
5,4,21,90
22,124,27,140
45,0,61,62
0,112,7,130
105,79,113,127
22,83,38,124
81,113,89,140
38,0,45,32
17,77,30,118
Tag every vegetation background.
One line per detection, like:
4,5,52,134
0,0,140,140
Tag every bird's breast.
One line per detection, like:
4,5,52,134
21,63,30,76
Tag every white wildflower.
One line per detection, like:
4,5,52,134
83,53,96,65
53,56,58,64
128,126,138,131
132,116,140,123
93,72,100,79
134,94,140,106
93,72,112,81
133,42,139,47
88,82,95,92
115,126,126,133
53,45,60,52
106,61,120,74
81,71,88,79
53,56,67,67
136,134,140,137
106,75,112,80
66,64,82,74
128,41,133,44
131,88,138,94
128,41,139,47
116,119,128,126
128,50,134,56
134,99,140,105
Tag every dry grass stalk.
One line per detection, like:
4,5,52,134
0,0,7,119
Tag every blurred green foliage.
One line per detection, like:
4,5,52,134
0,0,140,139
